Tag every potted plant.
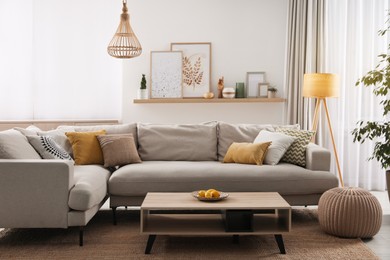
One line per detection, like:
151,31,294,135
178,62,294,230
352,25,390,201
267,86,277,98
138,74,148,99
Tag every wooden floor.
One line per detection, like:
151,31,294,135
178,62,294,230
362,192,390,260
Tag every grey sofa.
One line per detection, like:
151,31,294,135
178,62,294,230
108,122,338,223
0,122,338,245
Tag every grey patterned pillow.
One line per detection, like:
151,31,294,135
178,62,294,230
276,128,315,167
27,135,73,161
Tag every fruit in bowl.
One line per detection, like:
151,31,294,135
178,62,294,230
198,189,221,198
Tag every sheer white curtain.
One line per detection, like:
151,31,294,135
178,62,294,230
0,0,122,120
323,0,388,190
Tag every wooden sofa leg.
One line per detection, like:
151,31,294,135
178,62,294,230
112,207,117,225
79,226,84,246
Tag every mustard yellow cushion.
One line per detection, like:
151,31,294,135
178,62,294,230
66,130,106,165
223,142,271,165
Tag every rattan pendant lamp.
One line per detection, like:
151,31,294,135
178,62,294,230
107,0,142,58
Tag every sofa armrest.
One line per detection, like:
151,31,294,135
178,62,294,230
306,143,331,171
0,159,74,228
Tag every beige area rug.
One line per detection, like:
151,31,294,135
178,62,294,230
0,209,378,259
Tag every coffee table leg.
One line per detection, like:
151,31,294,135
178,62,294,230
233,235,239,244
274,234,286,254
145,235,156,254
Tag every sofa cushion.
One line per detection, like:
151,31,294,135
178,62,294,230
27,135,73,161
253,130,296,165
223,142,271,165
217,122,300,161
97,134,141,167
14,126,74,156
217,122,273,161
66,130,106,165
108,161,338,197
137,123,218,161
68,165,110,211
277,128,315,167
58,123,138,148
0,129,41,159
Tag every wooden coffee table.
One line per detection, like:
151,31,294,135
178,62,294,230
140,192,291,254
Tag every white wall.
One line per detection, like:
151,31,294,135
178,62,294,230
122,0,288,124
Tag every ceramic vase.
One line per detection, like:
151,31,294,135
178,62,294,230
267,91,276,98
222,87,236,99
138,89,148,99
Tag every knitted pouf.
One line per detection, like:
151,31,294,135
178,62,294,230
318,187,382,238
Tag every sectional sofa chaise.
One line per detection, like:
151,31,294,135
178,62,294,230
0,122,338,245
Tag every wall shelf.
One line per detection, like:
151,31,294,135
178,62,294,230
133,98,285,104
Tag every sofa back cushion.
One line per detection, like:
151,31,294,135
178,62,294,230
217,122,274,161
58,123,138,147
138,123,218,161
217,122,300,161
0,129,41,159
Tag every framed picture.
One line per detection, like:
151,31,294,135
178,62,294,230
246,72,266,97
258,83,269,97
171,42,211,98
150,51,183,98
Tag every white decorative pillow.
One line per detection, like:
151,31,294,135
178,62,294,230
14,126,74,156
253,130,296,165
27,135,73,161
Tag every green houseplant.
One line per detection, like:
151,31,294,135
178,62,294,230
267,86,278,98
138,74,148,99
352,25,390,201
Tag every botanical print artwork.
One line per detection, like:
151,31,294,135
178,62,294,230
171,43,211,98
183,56,203,89
150,51,183,98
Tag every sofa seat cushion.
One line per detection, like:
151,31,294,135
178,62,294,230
68,165,110,211
108,161,338,197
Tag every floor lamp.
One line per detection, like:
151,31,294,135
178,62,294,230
303,73,344,187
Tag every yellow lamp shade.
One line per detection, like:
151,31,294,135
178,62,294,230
303,73,339,98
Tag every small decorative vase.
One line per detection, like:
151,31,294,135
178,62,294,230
138,89,148,99
222,87,236,99
235,82,245,98
267,91,276,98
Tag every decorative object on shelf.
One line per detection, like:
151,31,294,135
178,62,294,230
217,77,224,98
303,73,344,187
150,51,183,98
138,74,148,99
171,42,211,98
258,83,269,97
222,87,236,99
235,82,245,98
267,86,277,98
107,0,142,59
318,187,382,238
246,72,266,97
203,92,214,99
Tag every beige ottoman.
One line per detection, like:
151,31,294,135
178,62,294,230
318,187,382,238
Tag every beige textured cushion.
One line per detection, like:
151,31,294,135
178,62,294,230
0,129,41,159
223,142,271,165
58,123,138,148
97,134,141,167
137,123,218,161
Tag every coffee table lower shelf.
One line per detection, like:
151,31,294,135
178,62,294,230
140,192,291,255
141,212,290,254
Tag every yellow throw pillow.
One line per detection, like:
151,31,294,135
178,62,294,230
223,142,271,165
66,130,106,165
